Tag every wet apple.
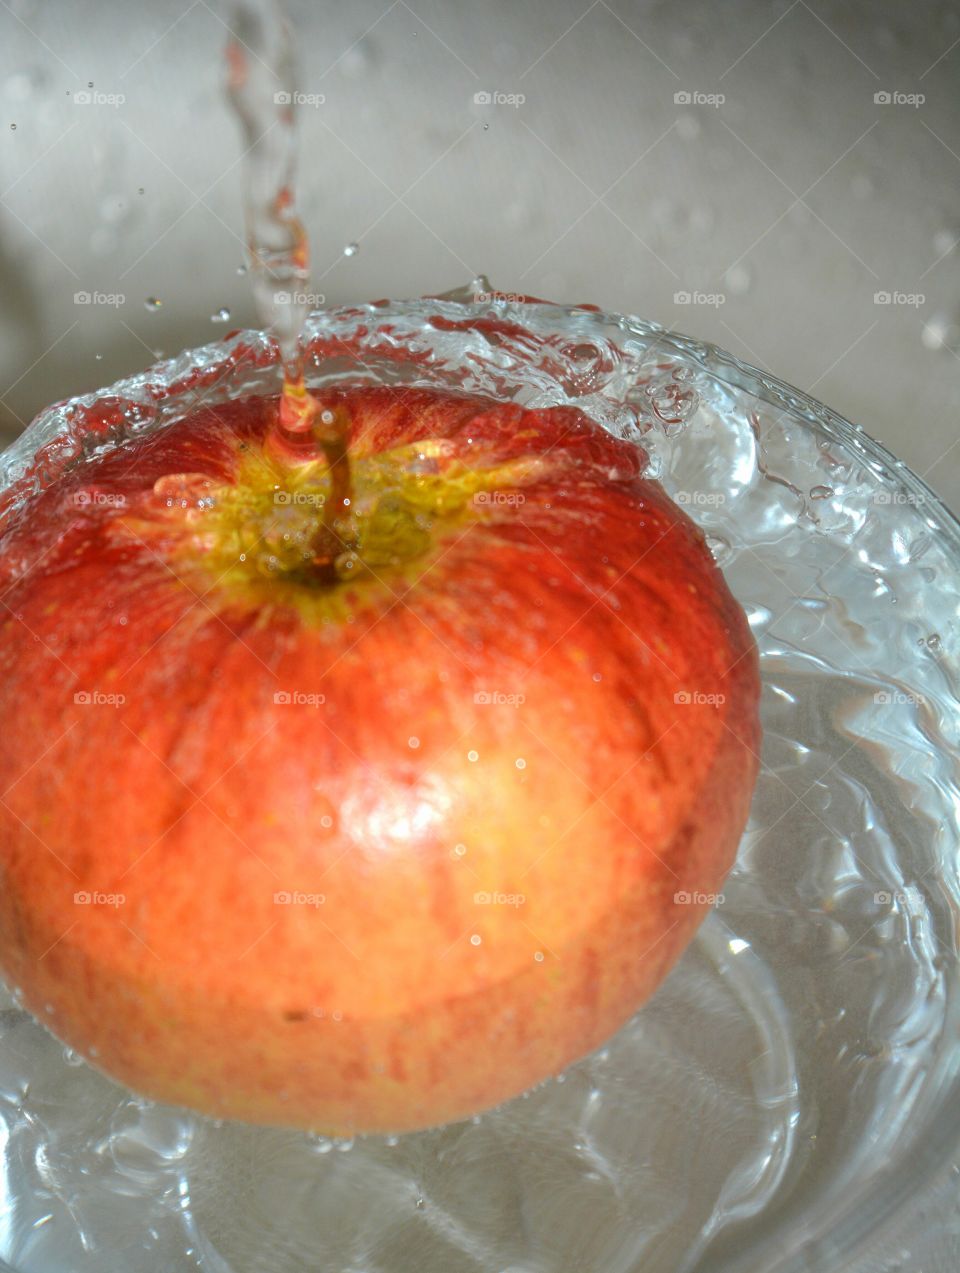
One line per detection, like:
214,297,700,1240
0,385,760,1134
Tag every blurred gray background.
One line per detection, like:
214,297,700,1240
1,0,959,507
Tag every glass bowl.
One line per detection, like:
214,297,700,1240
0,289,958,1273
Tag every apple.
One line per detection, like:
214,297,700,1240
0,384,760,1134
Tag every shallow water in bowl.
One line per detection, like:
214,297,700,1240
0,294,958,1273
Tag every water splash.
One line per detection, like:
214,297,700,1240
224,0,317,434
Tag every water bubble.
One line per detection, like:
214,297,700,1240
469,934,481,946
675,113,700,141
482,122,489,130
137,187,144,195
343,242,359,257
63,1046,84,1067
9,123,15,130
724,263,752,295
236,263,247,275
921,313,960,352
144,297,162,312
210,307,231,323
809,485,834,500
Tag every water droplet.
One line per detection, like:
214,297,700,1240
809,485,833,500
675,112,700,141
144,296,162,312
414,1195,425,1209
482,122,489,130
210,307,231,323
724,263,752,295
926,634,942,652
9,123,15,131
343,242,359,257
921,313,960,352
236,263,247,275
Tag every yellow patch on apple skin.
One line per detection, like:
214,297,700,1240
120,435,545,627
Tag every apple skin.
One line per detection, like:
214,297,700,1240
0,385,760,1134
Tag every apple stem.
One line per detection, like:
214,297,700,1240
275,382,354,581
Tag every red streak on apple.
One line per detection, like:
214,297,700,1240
0,385,760,1134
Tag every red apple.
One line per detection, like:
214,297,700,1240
0,384,760,1134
